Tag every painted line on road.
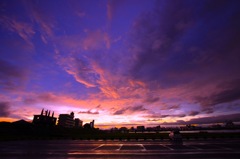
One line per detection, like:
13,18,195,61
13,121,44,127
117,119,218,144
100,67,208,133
138,144,146,151
92,144,104,150
116,144,123,151
160,144,174,150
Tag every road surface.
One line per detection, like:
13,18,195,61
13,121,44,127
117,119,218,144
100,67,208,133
1,139,240,158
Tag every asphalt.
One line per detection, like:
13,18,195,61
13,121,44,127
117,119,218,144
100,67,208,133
1,139,240,159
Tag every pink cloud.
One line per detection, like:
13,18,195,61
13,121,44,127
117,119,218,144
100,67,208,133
106,0,126,21
53,30,111,57
106,1,113,21
66,69,97,88
91,62,148,99
0,16,35,46
83,30,111,50
58,56,98,88
23,1,55,44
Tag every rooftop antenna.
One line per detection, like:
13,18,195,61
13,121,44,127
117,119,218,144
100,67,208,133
41,108,44,115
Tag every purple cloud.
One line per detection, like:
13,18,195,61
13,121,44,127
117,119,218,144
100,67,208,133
128,0,240,90
113,105,147,115
62,57,100,88
78,110,99,115
23,93,60,105
162,113,240,125
185,113,240,125
189,111,199,116
195,79,240,113
0,102,10,117
160,104,181,110
0,59,27,90
144,96,160,103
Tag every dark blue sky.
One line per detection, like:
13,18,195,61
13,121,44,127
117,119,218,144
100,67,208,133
1,0,240,128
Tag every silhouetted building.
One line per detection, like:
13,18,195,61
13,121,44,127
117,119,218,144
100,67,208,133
83,120,95,129
74,118,83,127
119,127,128,133
83,123,91,129
58,112,75,128
90,120,94,128
137,126,145,132
32,109,56,126
225,120,235,128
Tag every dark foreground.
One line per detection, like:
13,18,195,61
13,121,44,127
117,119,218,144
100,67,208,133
1,139,240,159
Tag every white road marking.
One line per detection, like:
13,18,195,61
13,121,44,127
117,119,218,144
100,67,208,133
160,144,174,150
138,144,146,151
92,144,104,150
116,144,123,151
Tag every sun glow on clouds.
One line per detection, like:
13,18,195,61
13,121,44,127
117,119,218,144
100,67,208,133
1,0,240,127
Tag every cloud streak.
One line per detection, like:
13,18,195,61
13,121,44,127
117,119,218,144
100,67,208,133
0,59,27,91
0,15,35,46
78,109,99,115
113,105,147,115
0,102,10,117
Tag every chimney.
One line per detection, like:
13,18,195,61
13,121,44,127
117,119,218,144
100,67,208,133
41,108,44,115
52,111,54,117
48,110,50,116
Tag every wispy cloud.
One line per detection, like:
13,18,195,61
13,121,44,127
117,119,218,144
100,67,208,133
24,92,59,104
113,105,147,115
0,59,27,91
0,102,10,117
196,80,240,107
0,16,35,46
106,0,125,21
62,57,99,88
22,0,55,44
78,109,99,115
144,96,159,103
179,113,240,125
82,30,111,50
189,111,199,116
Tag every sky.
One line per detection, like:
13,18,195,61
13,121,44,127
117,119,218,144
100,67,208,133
1,0,240,129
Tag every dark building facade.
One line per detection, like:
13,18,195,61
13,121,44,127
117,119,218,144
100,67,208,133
90,120,94,128
58,112,75,128
32,109,57,126
136,126,145,132
74,118,83,127
83,120,95,129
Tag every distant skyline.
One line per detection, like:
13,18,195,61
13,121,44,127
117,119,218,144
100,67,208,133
1,0,240,129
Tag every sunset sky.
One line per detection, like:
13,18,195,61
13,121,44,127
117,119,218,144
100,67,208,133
1,0,240,129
